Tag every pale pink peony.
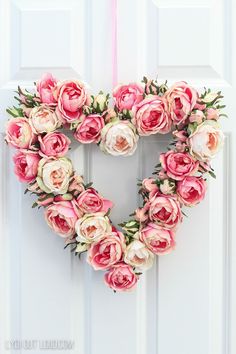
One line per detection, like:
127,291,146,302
142,178,158,193
113,83,144,111
87,230,126,270
149,193,182,229
206,108,220,120
76,188,113,214
177,176,206,206
140,223,175,255
5,117,35,149
54,80,88,122
45,200,80,238
36,73,58,105
104,262,138,291
74,114,104,143
132,95,172,135
160,150,199,181
39,132,71,157
165,81,198,125
13,150,40,183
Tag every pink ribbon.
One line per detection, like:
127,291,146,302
111,0,118,88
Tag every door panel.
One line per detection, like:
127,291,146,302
0,0,235,353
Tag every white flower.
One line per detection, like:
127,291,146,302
37,157,73,194
75,243,89,253
99,119,139,156
159,179,176,195
75,213,112,244
93,93,108,112
29,105,61,133
202,92,219,103
188,120,224,161
124,240,154,271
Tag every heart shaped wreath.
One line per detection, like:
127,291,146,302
5,73,226,292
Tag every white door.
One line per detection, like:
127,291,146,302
0,0,235,353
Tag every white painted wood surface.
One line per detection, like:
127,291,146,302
0,0,235,353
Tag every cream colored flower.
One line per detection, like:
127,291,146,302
188,121,224,161
75,213,112,244
124,239,154,271
37,157,73,194
29,105,61,133
99,119,139,156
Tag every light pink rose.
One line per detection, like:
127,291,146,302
36,73,58,105
132,95,172,135
104,262,138,292
74,114,104,143
140,223,175,255
135,207,149,222
20,104,32,117
165,81,198,125
45,200,80,237
5,117,35,149
13,150,40,183
27,180,43,194
206,108,220,120
149,193,182,229
68,174,85,196
189,110,205,124
76,188,113,214
175,141,187,153
113,83,144,111
87,230,126,270
177,176,206,206
39,132,71,157
160,150,199,181
142,178,158,193
172,130,188,142
103,108,117,123
54,80,88,122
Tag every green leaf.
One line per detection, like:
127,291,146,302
208,170,216,179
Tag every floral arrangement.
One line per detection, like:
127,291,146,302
5,73,225,291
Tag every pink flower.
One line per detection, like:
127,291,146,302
87,231,126,270
142,178,159,193
193,101,206,111
113,83,144,111
13,150,40,183
165,81,198,125
74,114,104,143
140,223,175,255
54,80,88,122
45,200,80,238
135,207,149,222
5,117,35,149
132,96,172,135
206,108,220,120
76,188,113,214
160,150,199,181
36,73,58,105
68,174,85,196
39,132,71,157
104,262,138,292
189,110,205,124
177,176,206,206
149,193,182,229
172,130,188,142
